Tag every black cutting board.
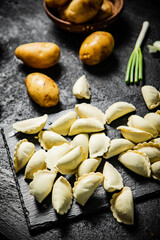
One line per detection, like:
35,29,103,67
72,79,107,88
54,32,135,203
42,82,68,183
1,94,160,232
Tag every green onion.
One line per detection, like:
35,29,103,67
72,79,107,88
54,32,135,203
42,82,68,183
148,41,160,53
125,21,149,84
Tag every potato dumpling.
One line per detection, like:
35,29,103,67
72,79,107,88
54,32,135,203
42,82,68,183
60,0,103,24
45,0,68,8
25,73,59,107
79,31,114,65
15,42,60,69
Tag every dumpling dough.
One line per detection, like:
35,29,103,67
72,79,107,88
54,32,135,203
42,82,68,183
127,115,158,138
73,172,104,206
77,158,101,178
144,112,160,134
75,103,105,124
117,126,153,143
70,133,89,161
105,102,135,124
25,149,47,179
45,143,73,170
56,146,83,174
141,85,160,110
134,142,160,164
69,118,104,136
72,75,91,99
103,138,135,159
38,130,69,150
30,169,57,203
89,132,110,158
151,161,160,181
103,162,123,192
150,137,160,145
118,150,151,177
52,176,72,215
13,114,48,134
14,139,35,173
49,111,77,136
110,187,134,225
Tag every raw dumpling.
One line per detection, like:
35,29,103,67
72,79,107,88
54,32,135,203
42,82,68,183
30,169,57,203
14,139,35,173
117,126,153,143
118,150,151,177
141,85,160,110
25,149,47,179
69,118,104,136
75,103,105,124
89,132,110,158
45,143,73,170
105,102,136,124
103,138,135,159
52,176,72,215
127,115,158,138
72,75,91,99
56,146,83,174
49,111,77,135
151,161,160,181
134,142,160,164
110,187,134,225
77,158,101,178
70,133,89,161
38,130,69,150
73,172,104,206
150,137,160,145
144,112,160,134
13,114,48,134
103,162,123,192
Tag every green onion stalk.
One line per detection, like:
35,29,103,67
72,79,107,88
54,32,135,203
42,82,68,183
125,21,149,84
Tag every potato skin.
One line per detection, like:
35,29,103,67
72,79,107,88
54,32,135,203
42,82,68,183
25,73,59,107
79,31,114,65
15,42,60,69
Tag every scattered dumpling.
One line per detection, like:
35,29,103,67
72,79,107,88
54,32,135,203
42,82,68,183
72,75,91,99
118,150,151,177
30,169,57,203
38,130,69,150
141,85,160,110
89,132,110,158
70,133,89,161
77,158,101,178
14,139,35,173
134,142,160,164
144,112,160,134
127,115,158,138
49,111,77,136
105,102,136,124
45,143,73,170
151,161,160,181
52,176,72,215
13,114,48,134
75,103,105,124
103,138,135,159
110,187,134,225
73,172,104,206
103,162,123,192
117,126,153,143
68,118,104,136
25,149,47,179
56,146,83,174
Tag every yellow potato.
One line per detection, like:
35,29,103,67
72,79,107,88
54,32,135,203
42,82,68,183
93,0,112,21
25,73,59,107
45,0,68,8
79,31,114,65
15,42,60,69
62,0,103,24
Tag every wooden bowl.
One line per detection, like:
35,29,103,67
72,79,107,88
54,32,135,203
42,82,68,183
43,0,124,33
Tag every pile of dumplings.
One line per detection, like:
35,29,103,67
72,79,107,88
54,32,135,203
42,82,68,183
13,85,160,225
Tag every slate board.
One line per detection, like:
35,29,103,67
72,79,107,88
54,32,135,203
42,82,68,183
1,93,160,232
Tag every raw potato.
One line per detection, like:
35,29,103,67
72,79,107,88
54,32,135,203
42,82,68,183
45,0,68,8
61,0,103,24
79,31,114,65
15,42,60,69
25,73,59,107
93,0,112,21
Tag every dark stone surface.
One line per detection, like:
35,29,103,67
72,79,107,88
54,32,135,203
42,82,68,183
0,0,160,239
